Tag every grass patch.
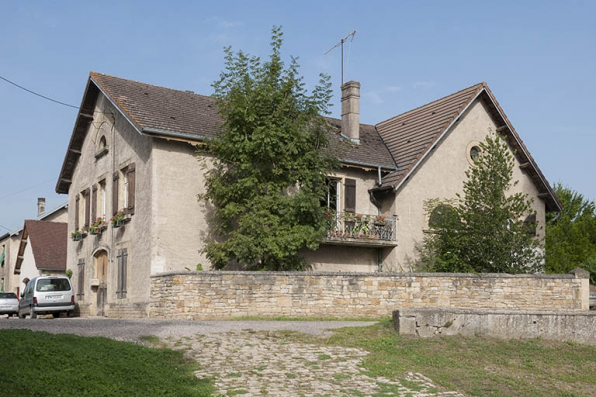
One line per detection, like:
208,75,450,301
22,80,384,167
278,317,596,397
0,329,214,396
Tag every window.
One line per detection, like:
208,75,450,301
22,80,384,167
524,213,537,236
320,178,340,211
77,259,85,299
99,179,106,219
116,248,128,299
428,204,458,229
113,164,136,217
76,189,90,230
466,141,482,165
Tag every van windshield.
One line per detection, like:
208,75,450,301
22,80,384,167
36,278,71,292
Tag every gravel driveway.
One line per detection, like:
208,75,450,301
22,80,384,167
0,316,376,342
0,316,464,396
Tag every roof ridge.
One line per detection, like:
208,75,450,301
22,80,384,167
376,82,486,127
89,71,214,101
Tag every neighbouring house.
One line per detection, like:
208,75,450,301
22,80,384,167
0,199,68,296
56,72,560,317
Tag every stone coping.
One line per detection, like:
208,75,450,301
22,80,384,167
397,307,596,316
151,270,577,279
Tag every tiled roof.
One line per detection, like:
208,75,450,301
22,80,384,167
376,83,485,187
24,220,67,271
90,72,221,139
375,82,561,211
56,73,396,193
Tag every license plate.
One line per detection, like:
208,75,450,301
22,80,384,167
46,295,63,300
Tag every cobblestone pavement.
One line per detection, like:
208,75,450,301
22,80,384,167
164,331,465,397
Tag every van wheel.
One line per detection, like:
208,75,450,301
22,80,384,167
29,308,37,319
51,313,60,319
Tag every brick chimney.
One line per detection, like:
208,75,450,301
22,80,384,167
341,81,361,143
37,198,46,217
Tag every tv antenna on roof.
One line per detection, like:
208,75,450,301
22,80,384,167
324,30,356,86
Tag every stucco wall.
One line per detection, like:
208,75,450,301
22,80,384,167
151,140,212,273
68,94,154,317
149,270,589,320
392,99,547,271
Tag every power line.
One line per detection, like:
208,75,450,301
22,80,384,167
0,178,55,201
0,74,79,109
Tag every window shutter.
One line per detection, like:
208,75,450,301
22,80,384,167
344,179,356,213
116,249,122,299
116,248,128,299
91,185,97,223
127,163,135,216
75,194,80,231
122,248,127,298
84,188,91,228
77,259,85,299
112,172,119,216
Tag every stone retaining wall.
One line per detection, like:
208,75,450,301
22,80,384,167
394,308,596,345
149,269,589,320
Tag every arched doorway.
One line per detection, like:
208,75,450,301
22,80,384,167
94,250,108,316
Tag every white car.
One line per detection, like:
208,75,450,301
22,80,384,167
590,291,596,309
0,292,19,317
18,276,75,319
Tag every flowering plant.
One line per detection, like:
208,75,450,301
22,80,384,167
91,217,106,229
375,214,386,223
71,229,85,240
110,209,126,225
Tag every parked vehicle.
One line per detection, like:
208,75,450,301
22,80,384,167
590,291,596,309
0,292,19,317
18,276,75,319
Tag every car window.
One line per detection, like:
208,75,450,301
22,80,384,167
35,279,71,292
0,292,17,299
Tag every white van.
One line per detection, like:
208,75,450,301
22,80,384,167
18,276,75,319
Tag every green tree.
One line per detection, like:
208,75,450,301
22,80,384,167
420,132,543,273
200,27,338,271
545,183,596,278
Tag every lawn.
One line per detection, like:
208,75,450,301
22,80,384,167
279,318,596,397
0,329,214,397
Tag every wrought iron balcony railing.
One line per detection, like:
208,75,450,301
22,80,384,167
325,212,397,245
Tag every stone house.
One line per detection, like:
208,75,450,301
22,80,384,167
56,72,559,317
0,200,68,295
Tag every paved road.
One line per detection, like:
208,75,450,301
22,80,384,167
0,316,377,342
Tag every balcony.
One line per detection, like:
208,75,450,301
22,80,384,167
325,212,397,247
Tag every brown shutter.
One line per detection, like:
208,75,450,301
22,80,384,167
344,179,356,213
112,171,119,216
75,194,80,230
91,185,97,223
84,188,90,228
127,163,136,216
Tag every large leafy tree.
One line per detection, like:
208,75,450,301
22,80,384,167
420,132,543,273
200,27,338,271
545,183,596,281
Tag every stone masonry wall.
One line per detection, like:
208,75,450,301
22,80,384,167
149,269,589,320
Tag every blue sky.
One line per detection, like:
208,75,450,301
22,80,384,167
1,1,594,232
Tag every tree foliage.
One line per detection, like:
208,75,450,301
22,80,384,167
200,27,338,271
545,183,596,279
420,132,543,273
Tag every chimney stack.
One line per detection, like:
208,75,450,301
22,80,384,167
341,81,361,143
37,198,46,217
